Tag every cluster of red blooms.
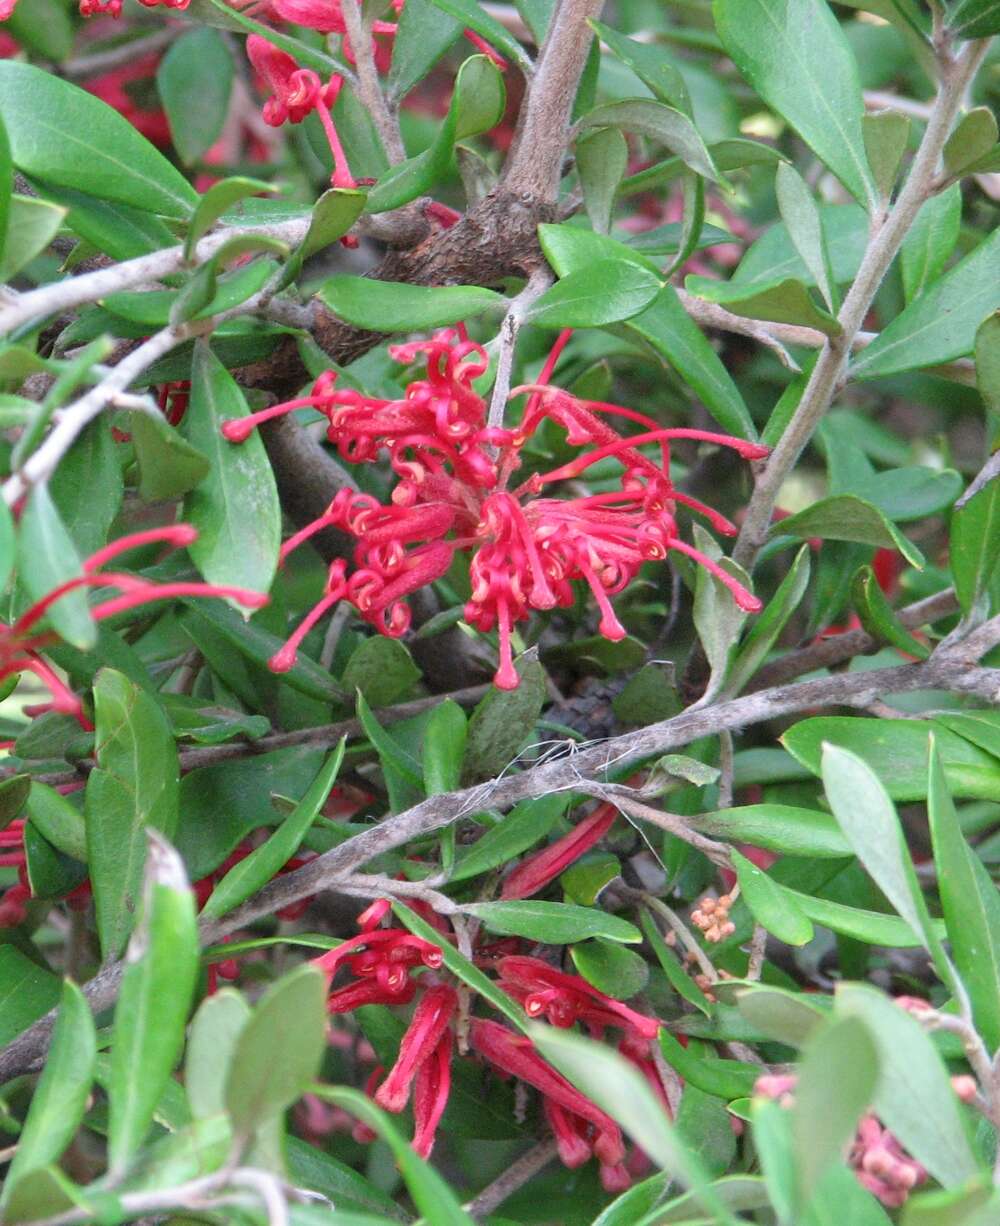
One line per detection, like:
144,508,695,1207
754,1072,930,1208
308,895,664,1189
223,327,766,689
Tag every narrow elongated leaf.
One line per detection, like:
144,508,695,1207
319,277,504,331
577,127,628,235
226,963,327,1137
527,259,662,328
578,99,719,182
107,834,198,1176
686,272,841,336
50,416,123,557
185,177,277,260
836,983,981,1187
949,0,1000,37
388,0,462,100
462,653,545,781
86,669,180,960
775,162,835,309
951,479,1000,614
927,739,1000,1051
183,340,280,598
726,544,810,695
450,794,571,883
736,985,826,1046
772,494,924,567
590,21,691,112
0,61,196,218
0,946,61,1047
1,980,96,1209
0,195,66,281
18,484,95,650
900,184,962,303
713,0,876,208
422,700,467,796
732,850,814,945
202,741,345,919
463,900,641,944
851,565,931,659
130,410,210,501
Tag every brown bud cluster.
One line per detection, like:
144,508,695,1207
690,893,736,943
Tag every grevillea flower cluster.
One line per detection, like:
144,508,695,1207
223,328,767,689
0,524,267,726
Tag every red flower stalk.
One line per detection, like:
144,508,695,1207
496,956,660,1040
246,35,356,188
0,524,267,723
471,1018,628,1188
501,802,617,900
222,328,766,688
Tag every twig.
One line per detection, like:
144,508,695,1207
746,924,767,981
487,269,553,428
585,786,733,868
643,895,718,982
339,0,407,164
717,730,734,810
955,448,1000,510
465,1139,560,1220
61,28,181,78
732,38,993,571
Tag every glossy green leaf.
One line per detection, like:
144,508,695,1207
449,793,570,882
951,479,1000,614
50,416,123,557
462,652,546,781
130,409,210,502
793,1016,878,1205
784,715,1000,801
752,1097,797,1224
18,484,95,651
851,565,930,659
975,310,1000,415
0,979,96,1209
658,1030,759,1098
388,0,462,100
529,1026,738,1224
572,938,649,998
225,963,328,1137
0,61,196,219
313,1086,476,1225
900,184,962,304
853,227,1000,379
342,636,421,708
0,946,61,1047
183,340,280,599
772,494,924,567
788,885,943,946
949,0,1000,36
686,272,841,336
107,833,198,1175
3,0,73,61
589,21,691,112
202,741,344,919
576,127,628,235
318,276,504,331
276,187,367,289
422,699,467,797
691,523,751,692
732,203,867,293
927,739,1000,1051
85,668,180,960
578,99,719,182
836,983,981,1187
862,110,910,202
157,28,234,166
528,259,662,328
185,177,277,261
561,851,620,905
0,196,66,281
726,544,810,696
32,181,174,262
733,849,814,945
713,0,876,208
775,162,835,310
26,782,86,862
943,107,998,177
463,899,641,944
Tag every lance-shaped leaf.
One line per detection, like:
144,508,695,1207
527,259,663,328
771,494,924,568
86,669,180,961
158,27,234,167
850,564,930,659
107,832,198,1176
726,544,810,696
951,479,1000,615
201,740,345,919
0,979,96,1210
775,162,836,310
578,99,719,183
732,850,814,946
17,484,95,651
463,900,641,945
686,273,841,336
900,183,962,304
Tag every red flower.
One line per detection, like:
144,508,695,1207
314,923,444,1010
223,329,766,689
501,802,617,900
0,523,267,724
496,956,660,1040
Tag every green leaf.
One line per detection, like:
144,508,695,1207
642,910,714,1016
0,61,196,219
18,484,95,651
226,963,328,1138
900,184,962,304
185,989,252,1120
276,187,367,289
0,946,61,1047
561,851,620,905
185,177,278,261
589,21,692,113
713,0,876,208
772,493,924,567
527,259,662,328
851,565,931,659
853,227,1000,379
130,410,211,502
0,196,66,281
571,937,649,998
32,181,174,262
183,340,280,599
821,743,956,989
726,545,810,695
388,0,462,100
951,479,1000,615
949,0,1000,36
775,162,836,310
578,99,719,182
202,741,345,919
26,782,86,862
736,985,827,1047
943,107,998,177
927,739,1000,1051
107,834,199,1176
0,495,13,597
3,0,73,61
50,416,123,557
312,1086,476,1225
784,715,1000,802
836,983,982,1187
752,1097,797,1224
576,127,628,235
975,311,1000,415
732,849,814,946
463,899,641,944
0,980,96,1210
342,636,421,708
426,0,531,72
691,523,751,691
863,109,910,202
658,1030,759,1098
422,699,467,796
685,272,841,336
732,202,867,293
157,28,234,166
528,1026,738,1224
789,886,944,946
449,793,570,883
462,652,546,781
318,276,505,331
792,1016,878,1205
85,669,180,961
0,773,30,830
